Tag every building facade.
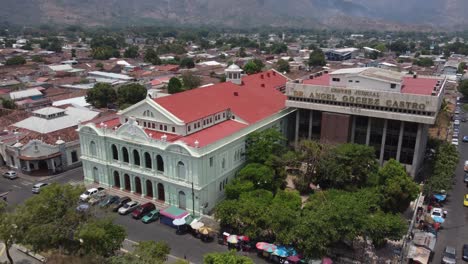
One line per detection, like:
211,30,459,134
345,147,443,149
286,68,446,176
78,69,293,215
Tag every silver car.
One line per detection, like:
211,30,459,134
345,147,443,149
442,246,456,264
3,171,17,180
32,183,49,194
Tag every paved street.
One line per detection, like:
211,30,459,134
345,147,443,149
431,120,468,263
0,243,41,264
0,167,268,264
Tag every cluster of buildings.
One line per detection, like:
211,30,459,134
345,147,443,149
0,33,449,215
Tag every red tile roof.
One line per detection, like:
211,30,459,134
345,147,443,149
179,120,248,148
154,70,287,124
401,77,439,95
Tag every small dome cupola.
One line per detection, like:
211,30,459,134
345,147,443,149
225,64,243,85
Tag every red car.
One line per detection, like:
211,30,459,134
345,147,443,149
131,202,156,219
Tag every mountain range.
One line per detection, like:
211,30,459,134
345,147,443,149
0,0,466,31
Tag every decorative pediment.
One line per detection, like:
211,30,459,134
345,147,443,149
165,143,193,156
78,125,100,135
20,140,58,157
118,97,184,126
115,118,149,143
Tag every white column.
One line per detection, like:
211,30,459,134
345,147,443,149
379,120,388,165
294,110,300,148
365,117,372,146
308,110,313,140
396,121,405,162
350,116,356,143
411,124,423,176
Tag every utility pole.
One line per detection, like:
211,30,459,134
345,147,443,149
191,181,195,217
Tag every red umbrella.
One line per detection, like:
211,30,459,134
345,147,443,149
322,257,333,264
256,242,268,250
287,255,301,263
239,235,250,242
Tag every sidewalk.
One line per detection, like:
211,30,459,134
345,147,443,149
0,243,43,264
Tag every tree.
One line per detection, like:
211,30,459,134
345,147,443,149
134,241,170,264
377,159,419,213
389,40,408,54
276,59,290,73
181,72,201,89
48,38,62,53
268,190,301,244
5,56,26,66
243,59,263,75
424,142,459,196
92,46,120,60
71,49,76,58
96,62,104,69
317,143,379,189
238,163,277,191
31,55,44,63
224,179,255,200
168,77,183,94
0,208,19,264
366,211,407,247
76,218,126,257
237,47,247,58
458,62,466,74
117,83,147,109
413,57,434,67
180,57,195,69
459,79,468,97
86,83,117,108
15,183,87,254
203,251,254,264
1,98,16,109
124,46,139,58
245,128,286,164
308,50,326,67
22,42,33,50
144,48,161,65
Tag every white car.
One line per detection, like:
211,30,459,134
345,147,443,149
118,201,140,215
79,187,105,201
32,183,49,194
451,138,459,146
3,171,18,180
431,207,443,218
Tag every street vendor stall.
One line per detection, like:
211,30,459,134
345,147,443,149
160,205,189,228
407,244,431,264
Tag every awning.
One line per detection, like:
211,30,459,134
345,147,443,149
413,231,436,251
160,205,188,220
19,152,61,161
407,244,431,264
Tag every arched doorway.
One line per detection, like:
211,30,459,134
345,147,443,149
178,191,186,209
146,180,153,198
124,174,131,191
157,183,165,202
134,176,142,194
93,167,99,183
113,171,120,188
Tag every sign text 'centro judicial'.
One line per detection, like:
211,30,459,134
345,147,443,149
293,87,428,110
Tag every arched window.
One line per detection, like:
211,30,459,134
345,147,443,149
89,141,97,156
219,182,222,191
122,147,129,163
177,161,186,180
133,150,140,166
156,155,164,172
144,152,152,169
221,158,226,170
111,144,118,160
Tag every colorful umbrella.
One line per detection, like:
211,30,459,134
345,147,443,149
432,215,445,223
256,242,268,250
287,255,301,263
273,246,288,257
322,257,333,264
227,235,239,244
198,226,213,235
172,218,186,226
190,221,204,230
263,244,277,253
239,235,250,242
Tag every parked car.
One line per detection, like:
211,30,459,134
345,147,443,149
99,195,120,207
132,202,156,219
431,208,443,218
462,117,467,122
3,171,17,180
452,138,459,146
464,194,468,207
88,192,107,206
76,203,90,213
31,183,49,194
442,246,456,264
142,209,160,223
118,201,140,215
111,196,131,212
79,187,105,201
463,244,468,261
463,136,468,142
454,132,460,138
464,173,468,184
464,160,468,172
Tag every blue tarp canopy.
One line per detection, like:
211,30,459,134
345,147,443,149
433,194,446,202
